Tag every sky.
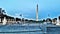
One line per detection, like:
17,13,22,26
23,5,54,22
0,0,60,20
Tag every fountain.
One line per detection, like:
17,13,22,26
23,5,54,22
2,17,7,25
56,19,60,26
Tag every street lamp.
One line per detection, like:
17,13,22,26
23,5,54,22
15,17,16,23
20,14,23,23
20,14,25,23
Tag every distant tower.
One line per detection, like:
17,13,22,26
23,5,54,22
36,4,38,21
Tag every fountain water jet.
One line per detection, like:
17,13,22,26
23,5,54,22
2,17,7,25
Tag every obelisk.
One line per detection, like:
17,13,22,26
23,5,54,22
36,4,38,21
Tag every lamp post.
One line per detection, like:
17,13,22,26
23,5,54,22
20,14,23,23
23,17,25,23
15,17,16,23
20,14,25,23
23,16,25,23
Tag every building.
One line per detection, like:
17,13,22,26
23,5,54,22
0,13,16,24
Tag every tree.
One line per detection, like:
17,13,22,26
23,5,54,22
2,10,6,14
58,16,60,20
46,18,52,22
43,19,46,22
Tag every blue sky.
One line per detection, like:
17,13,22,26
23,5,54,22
0,0,60,19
